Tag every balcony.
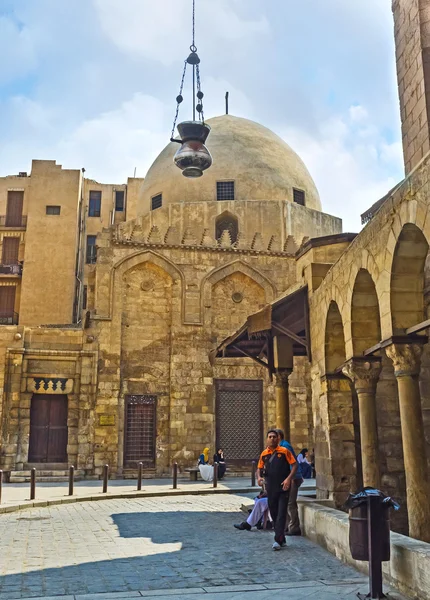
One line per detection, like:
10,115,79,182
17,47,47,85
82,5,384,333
0,312,18,325
0,215,27,229
0,263,22,276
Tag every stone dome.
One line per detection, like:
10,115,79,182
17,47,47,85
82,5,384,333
138,114,321,214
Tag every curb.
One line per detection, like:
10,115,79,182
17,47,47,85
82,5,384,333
0,486,261,515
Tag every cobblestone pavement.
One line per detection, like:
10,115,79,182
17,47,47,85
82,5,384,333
0,494,407,600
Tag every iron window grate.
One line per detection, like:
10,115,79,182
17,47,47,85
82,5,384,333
125,395,157,465
293,189,305,206
151,194,162,210
217,181,235,201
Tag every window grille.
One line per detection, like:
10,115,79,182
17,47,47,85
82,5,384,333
124,395,157,466
89,191,101,217
151,194,162,210
46,205,61,215
216,181,235,201
293,189,305,206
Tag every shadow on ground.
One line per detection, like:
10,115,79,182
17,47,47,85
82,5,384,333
0,508,360,600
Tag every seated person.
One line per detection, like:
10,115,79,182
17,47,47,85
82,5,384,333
297,448,313,479
233,491,272,531
198,447,214,482
213,448,226,480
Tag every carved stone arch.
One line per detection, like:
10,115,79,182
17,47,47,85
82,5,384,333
215,210,239,244
109,249,185,320
201,259,276,324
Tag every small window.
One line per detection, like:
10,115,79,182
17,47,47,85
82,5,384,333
115,190,125,212
215,212,238,244
46,205,61,215
83,285,88,309
151,194,162,210
86,235,97,264
293,189,305,206
89,190,102,217
216,181,235,201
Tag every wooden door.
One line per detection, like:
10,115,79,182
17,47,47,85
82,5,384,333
124,395,156,467
0,287,16,322
6,191,24,227
2,237,20,264
28,395,68,463
215,379,263,465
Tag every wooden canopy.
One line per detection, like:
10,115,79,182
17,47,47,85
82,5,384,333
213,285,310,375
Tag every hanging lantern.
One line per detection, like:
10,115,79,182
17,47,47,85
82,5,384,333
172,121,212,178
169,1,212,178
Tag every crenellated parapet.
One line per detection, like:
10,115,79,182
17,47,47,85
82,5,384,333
113,218,303,256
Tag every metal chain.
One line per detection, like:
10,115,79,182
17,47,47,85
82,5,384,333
192,0,195,49
170,60,188,140
196,63,204,123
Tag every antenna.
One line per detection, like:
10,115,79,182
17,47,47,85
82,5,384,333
133,167,136,178
225,91,229,115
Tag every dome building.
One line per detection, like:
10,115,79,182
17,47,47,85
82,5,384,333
139,115,321,212
0,112,342,480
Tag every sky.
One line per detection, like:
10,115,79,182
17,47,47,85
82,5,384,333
0,0,403,232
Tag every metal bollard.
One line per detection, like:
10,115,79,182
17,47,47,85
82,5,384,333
68,465,74,496
137,462,143,491
0,469,2,504
173,462,178,489
30,468,36,500
213,462,218,488
102,464,109,493
251,460,256,487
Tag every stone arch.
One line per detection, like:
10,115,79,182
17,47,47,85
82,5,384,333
351,269,381,356
325,301,346,373
215,211,238,244
201,259,276,324
390,223,429,333
109,249,184,320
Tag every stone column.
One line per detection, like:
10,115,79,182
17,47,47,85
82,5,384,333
342,358,382,488
274,370,292,440
385,342,430,542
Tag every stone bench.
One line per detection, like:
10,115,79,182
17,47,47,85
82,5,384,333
184,467,199,481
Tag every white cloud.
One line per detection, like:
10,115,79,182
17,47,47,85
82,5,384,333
94,0,269,66
282,106,404,232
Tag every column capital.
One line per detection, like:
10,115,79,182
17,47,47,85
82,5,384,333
342,357,382,394
274,369,292,385
385,343,423,377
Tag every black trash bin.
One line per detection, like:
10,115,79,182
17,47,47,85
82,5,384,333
345,487,399,562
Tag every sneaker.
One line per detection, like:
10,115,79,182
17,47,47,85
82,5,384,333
272,541,281,551
234,522,251,531
280,540,287,547
286,529,301,536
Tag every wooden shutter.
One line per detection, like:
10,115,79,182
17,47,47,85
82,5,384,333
6,191,24,227
2,238,20,264
0,287,16,319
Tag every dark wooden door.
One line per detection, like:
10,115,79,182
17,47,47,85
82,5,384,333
28,395,68,463
2,237,20,264
6,191,24,227
215,379,263,465
124,395,156,468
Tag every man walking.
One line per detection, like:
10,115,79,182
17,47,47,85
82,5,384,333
257,429,297,550
275,428,303,536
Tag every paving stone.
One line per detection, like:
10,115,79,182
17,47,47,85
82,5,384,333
0,494,410,600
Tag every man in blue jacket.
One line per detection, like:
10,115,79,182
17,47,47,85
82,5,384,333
275,428,303,536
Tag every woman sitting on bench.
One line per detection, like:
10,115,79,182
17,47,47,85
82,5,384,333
198,447,214,482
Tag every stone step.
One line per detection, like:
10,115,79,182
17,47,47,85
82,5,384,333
8,469,85,483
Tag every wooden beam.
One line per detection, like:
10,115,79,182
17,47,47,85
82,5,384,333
272,322,308,348
406,319,430,336
231,344,269,369
363,342,382,356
